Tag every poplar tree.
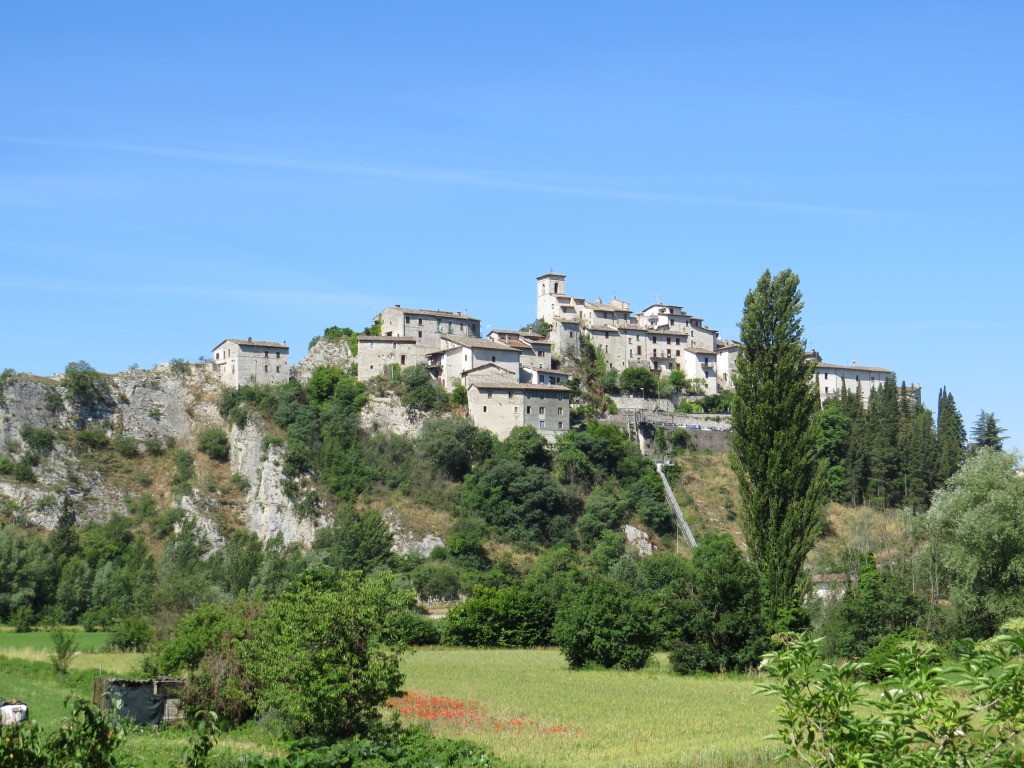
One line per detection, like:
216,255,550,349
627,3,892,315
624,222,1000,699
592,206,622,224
731,269,826,629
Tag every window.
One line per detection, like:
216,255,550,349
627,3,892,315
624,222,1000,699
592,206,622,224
483,406,487,413
526,406,532,414
215,352,220,360
264,365,269,372
539,375,545,384
277,352,281,358
539,407,545,415
400,355,406,365
514,406,519,414
557,422,563,429
539,350,546,357
557,407,563,415
825,387,829,394
264,351,269,358
276,366,280,373
418,318,423,325
487,392,492,399
539,420,545,429
676,350,680,357
491,355,496,362
418,331,422,338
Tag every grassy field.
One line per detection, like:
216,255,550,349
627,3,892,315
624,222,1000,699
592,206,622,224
1,636,782,767
399,648,781,768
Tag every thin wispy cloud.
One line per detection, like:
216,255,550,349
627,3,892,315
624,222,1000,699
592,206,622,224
0,135,908,218
0,275,365,305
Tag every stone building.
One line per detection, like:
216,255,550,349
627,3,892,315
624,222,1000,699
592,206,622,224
357,306,481,381
211,338,290,388
535,272,729,394
467,382,571,440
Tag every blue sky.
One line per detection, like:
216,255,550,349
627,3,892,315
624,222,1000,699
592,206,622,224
1,3,1021,452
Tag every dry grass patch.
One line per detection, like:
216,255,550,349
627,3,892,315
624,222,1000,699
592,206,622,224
671,451,744,545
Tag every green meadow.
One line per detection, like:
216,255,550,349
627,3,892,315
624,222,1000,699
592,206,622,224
0,634,782,767
399,648,781,768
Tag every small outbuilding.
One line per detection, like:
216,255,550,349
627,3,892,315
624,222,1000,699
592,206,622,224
93,677,185,726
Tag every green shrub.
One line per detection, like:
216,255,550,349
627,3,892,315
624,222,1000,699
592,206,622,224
762,624,1024,767
393,610,441,646
111,433,138,458
77,428,109,450
861,629,938,682
20,425,56,455
109,615,154,652
142,437,165,456
196,428,230,461
48,626,79,675
441,586,551,647
12,604,34,633
62,360,110,410
552,576,657,670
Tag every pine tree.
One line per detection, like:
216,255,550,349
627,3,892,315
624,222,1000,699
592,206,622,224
971,410,1007,451
731,269,826,629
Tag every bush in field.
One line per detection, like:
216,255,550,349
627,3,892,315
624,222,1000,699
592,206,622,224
441,586,551,648
762,622,1024,767
663,534,767,674
196,427,230,462
552,576,657,670
241,569,410,739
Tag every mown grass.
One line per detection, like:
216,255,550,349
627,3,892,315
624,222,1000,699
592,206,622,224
400,648,781,768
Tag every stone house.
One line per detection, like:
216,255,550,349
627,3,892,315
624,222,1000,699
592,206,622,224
211,338,289,388
357,306,481,381
467,382,571,440
357,336,419,381
425,336,520,391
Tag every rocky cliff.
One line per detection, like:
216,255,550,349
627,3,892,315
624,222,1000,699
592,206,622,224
0,363,316,546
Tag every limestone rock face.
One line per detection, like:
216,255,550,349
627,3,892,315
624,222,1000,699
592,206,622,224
623,524,654,557
382,508,444,557
0,365,322,549
229,420,319,546
360,396,425,438
291,339,354,384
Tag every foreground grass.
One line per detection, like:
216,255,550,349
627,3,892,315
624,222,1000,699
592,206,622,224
400,648,780,768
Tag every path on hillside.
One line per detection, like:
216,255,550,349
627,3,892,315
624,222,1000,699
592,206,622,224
655,462,697,548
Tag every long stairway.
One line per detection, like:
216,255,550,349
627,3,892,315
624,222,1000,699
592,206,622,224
655,461,697,548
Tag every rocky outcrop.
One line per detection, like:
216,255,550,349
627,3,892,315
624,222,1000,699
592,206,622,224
382,508,444,557
229,420,320,546
360,396,425,438
291,339,354,384
0,365,323,548
624,524,654,557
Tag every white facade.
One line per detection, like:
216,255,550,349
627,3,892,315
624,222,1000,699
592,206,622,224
815,362,894,404
211,338,290,388
427,336,520,391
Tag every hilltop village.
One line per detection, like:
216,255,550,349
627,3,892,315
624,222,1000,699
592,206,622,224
212,272,911,441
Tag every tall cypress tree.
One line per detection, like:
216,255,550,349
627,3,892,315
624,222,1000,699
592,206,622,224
731,269,826,630
936,387,966,484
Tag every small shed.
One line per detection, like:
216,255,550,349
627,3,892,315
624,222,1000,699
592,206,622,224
93,677,185,726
